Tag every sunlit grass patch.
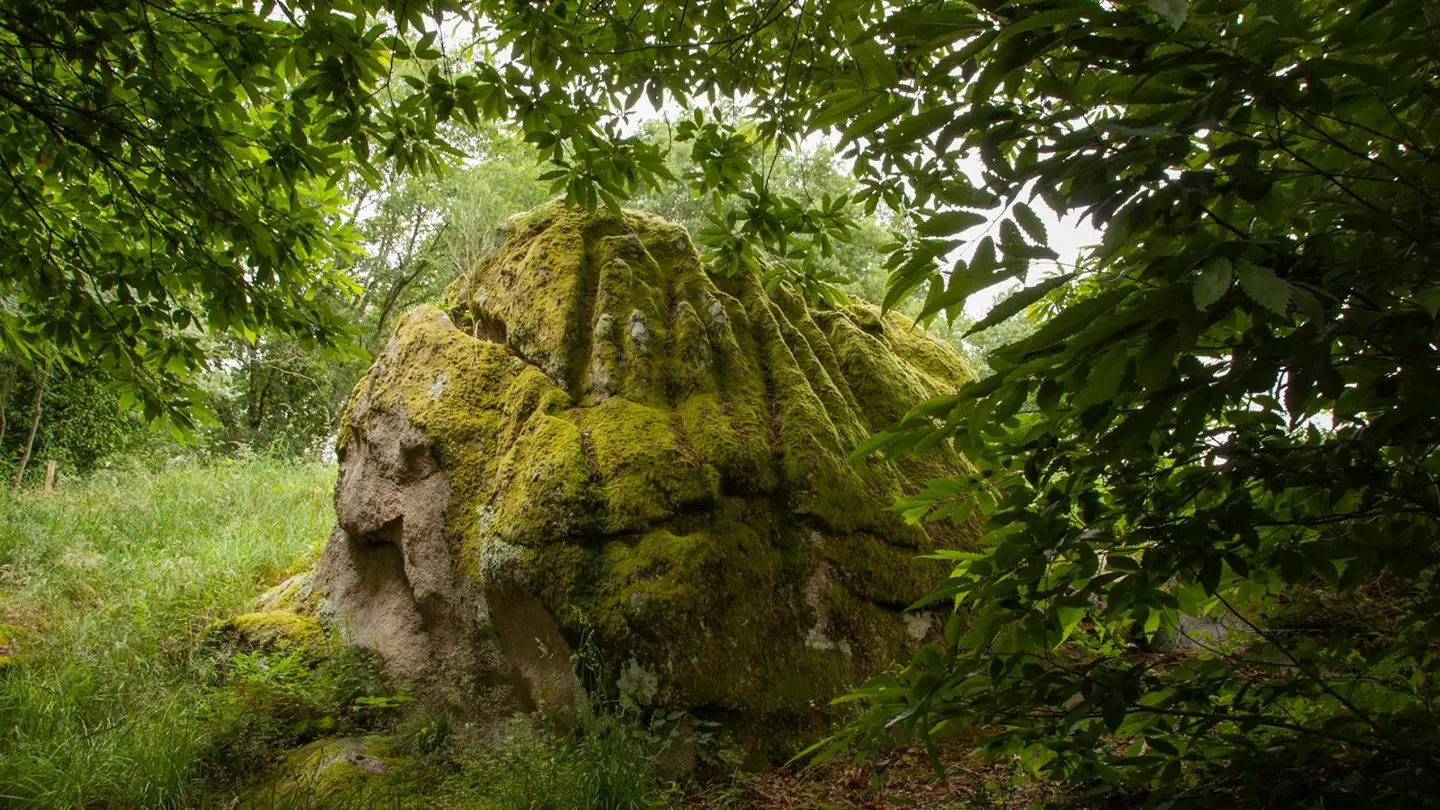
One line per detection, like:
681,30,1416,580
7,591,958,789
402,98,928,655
0,459,335,809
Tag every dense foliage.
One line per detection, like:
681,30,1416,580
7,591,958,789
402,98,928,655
404,0,1440,805
0,0,477,423
0,361,145,477
830,4,1440,806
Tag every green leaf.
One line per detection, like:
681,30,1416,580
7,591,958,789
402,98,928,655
1135,335,1176,389
1103,694,1128,733
1074,346,1129,410
918,210,988,237
1146,0,1188,29
994,290,1127,360
998,6,1090,41
1192,257,1233,310
885,103,962,145
1055,603,1087,647
965,274,1074,337
1236,264,1291,315
1013,202,1047,243
1198,555,1222,594
1413,286,1440,318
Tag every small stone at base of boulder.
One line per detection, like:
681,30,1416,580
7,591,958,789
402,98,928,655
260,735,395,806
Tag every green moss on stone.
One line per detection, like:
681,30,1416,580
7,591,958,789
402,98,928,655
223,610,325,653
255,572,321,615
486,413,594,547
570,398,719,534
339,201,985,755
265,735,398,804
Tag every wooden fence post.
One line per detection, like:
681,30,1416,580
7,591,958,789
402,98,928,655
43,459,55,497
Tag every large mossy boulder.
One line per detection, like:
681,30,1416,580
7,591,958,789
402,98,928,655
315,202,980,753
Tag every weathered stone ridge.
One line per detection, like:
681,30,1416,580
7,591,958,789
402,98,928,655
316,201,981,751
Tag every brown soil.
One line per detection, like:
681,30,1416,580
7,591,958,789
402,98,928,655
682,741,1061,810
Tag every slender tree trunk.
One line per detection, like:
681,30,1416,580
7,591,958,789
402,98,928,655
356,207,401,322
248,343,261,430
0,363,15,449
12,364,50,491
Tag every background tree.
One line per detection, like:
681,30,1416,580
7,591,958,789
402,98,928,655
200,124,553,457
631,117,903,310
0,0,482,426
198,116,980,459
0,360,144,481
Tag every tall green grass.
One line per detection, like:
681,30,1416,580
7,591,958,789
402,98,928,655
0,459,681,810
429,712,669,810
0,459,335,809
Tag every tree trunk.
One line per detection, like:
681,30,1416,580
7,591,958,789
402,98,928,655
248,343,262,430
12,364,50,491
0,362,15,449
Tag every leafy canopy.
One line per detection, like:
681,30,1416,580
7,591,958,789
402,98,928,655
0,0,474,424
425,0,1440,804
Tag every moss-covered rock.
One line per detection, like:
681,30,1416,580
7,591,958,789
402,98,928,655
208,608,326,651
255,571,323,615
261,735,396,806
227,611,326,651
315,202,981,757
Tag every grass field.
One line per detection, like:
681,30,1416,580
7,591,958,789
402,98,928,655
0,460,674,810
0,459,336,808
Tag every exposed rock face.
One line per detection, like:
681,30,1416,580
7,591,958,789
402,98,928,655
315,202,980,752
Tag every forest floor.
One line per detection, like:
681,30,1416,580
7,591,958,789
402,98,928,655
685,744,1054,810
0,460,1043,810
